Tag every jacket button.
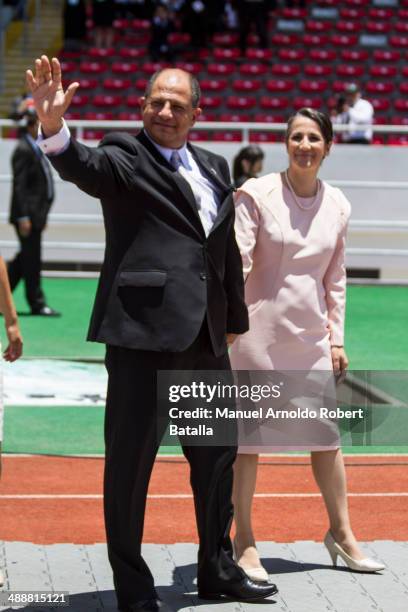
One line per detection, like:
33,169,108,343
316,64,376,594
200,272,207,281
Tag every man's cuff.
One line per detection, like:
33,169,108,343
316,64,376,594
37,119,71,155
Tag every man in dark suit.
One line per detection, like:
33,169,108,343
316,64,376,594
8,106,60,316
27,55,278,611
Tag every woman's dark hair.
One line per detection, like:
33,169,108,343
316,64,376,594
233,145,265,183
285,108,333,145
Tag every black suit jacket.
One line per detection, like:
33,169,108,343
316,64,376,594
9,134,54,230
50,131,248,355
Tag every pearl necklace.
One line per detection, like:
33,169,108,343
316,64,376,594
284,170,321,211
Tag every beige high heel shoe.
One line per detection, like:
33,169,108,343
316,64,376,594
232,539,270,583
324,531,385,573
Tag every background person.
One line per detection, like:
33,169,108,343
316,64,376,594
8,105,59,317
0,253,23,587
232,145,264,189
333,83,374,145
230,108,385,580
26,56,278,611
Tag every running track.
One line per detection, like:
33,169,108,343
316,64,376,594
1,455,407,544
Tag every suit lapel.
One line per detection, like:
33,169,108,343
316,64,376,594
189,144,235,234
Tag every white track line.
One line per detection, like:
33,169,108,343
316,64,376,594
0,493,407,500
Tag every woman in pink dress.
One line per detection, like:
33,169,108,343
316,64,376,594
230,108,384,578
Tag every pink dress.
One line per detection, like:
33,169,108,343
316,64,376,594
229,172,351,451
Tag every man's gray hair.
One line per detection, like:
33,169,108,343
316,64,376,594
144,69,201,109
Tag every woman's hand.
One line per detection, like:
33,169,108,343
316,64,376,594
331,345,348,383
3,321,23,362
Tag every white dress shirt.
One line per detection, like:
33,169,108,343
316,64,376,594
335,97,374,142
38,122,220,236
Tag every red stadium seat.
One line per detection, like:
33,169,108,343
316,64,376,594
219,113,251,122
111,62,138,75
174,62,204,73
390,36,408,48
84,111,114,120
103,78,131,91
240,63,268,76
126,94,142,107
388,136,408,146
281,8,307,18
365,81,394,94
309,49,336,62
399,82,408,94
213,33,239,46
79,61,108,74
372,135,386,145
88,47,116,58
93,94,122,108
189,131,210,141
122,34,150,46
207,63,236,76
130,19,150,30
83,130,105,140
373,49,401,62
168,33,190,44
339,8,364,19
366,22,392,34
61,61,78,74
200,79,228,92
336,21,362,33
293,97,322,109
141,62,170,75
70,94,89,107
246,48,273,60
371,98,390,111
195,112,217,121
254,113,285,123
398,9,408,19
395,23,408,34
402,67,408,77
370,65,397,78
304,64,332,77
212,131,242,142
64,112,81,120
214,48,241,60
279,49,306,61
331,34,358,46
271,64,300,76
113,18,130,29
392,116,408,125
306,21,330,32
341,49,369,61
201,96,222,109
266,79,295,92
299,80,328,93
233,79,262,92
369,8,393,18
118,112,141,120
226,96,257,110
260,97,289,110
336,64,364,77
302,34,329,46
59,51,81,60
78,78,98,90
271,33,299,46
332,81,348,93
250,132,279,143
119,48,147,59
134,78,148,91
345,0,369,6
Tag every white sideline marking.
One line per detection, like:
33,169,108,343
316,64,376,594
0,493,407,500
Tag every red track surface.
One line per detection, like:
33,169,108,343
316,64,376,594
0,455,407,544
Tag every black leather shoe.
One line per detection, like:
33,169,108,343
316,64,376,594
119,599,163,612
31,306,61,317
198,576,278,601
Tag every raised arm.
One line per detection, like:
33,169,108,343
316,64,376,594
0,256,22,362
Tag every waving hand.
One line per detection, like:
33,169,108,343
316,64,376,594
26,55,79,136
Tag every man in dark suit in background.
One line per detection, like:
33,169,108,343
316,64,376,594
8,105,60,316
27,56,278,611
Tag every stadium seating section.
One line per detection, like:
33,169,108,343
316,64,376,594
60,1,408,143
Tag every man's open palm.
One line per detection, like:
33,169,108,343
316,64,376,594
26,55,79,135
